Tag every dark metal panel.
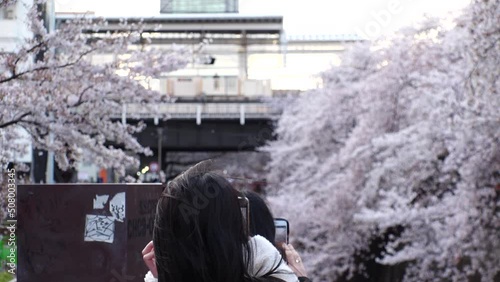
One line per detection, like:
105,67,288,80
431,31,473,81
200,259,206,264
17,184,163,282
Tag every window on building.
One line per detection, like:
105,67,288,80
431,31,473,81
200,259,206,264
160,0,238,13
0,6,16,20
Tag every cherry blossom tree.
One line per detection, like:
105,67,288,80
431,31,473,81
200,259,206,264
0,0,17,7
0,0,189,179
265,0,499,281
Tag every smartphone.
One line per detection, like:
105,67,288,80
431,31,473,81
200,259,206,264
274,218,289,245
238,196,250,236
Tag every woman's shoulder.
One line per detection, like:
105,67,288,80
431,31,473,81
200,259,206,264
248,235,299,282
249,235,278,254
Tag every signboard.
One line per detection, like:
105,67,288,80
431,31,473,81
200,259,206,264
17,184,163,282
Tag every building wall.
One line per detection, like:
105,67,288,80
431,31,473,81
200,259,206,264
0,0,33,53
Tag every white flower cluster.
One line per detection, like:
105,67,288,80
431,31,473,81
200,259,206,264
265,0,499,281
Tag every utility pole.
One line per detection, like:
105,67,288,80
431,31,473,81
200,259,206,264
45,0,55,184
34,0,56,183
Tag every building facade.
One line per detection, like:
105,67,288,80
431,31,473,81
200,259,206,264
0,0,33,53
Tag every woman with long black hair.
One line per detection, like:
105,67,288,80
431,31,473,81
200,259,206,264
142,161,297,282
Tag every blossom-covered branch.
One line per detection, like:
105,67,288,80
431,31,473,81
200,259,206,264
0,1,189,177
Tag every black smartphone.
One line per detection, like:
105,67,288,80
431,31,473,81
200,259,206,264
274,218,289,245
238,196,250,236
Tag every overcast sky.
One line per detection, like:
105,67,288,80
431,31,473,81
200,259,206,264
54,0,471,36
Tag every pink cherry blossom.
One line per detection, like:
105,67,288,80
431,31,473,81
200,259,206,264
265,1,499,281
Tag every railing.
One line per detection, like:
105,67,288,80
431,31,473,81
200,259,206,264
113,102,280,124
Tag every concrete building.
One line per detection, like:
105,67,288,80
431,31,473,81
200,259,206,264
0,0,33,53
0,0,34,165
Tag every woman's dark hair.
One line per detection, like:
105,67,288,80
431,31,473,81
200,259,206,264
244,190,276,243
153,161,251,282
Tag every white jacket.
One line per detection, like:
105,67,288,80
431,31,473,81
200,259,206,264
144,235,298,282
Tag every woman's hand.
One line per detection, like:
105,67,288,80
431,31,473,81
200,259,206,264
282,243,308,277
142,241,158,278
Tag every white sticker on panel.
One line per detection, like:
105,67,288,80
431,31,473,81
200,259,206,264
109,192,126,222
93,194,110,209
84,214,115,243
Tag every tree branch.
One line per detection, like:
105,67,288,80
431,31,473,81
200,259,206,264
0,112,32,129
68,85,94,108
0,48,96,84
